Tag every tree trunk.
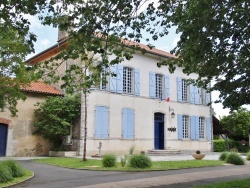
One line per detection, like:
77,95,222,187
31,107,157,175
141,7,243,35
82,92,87,161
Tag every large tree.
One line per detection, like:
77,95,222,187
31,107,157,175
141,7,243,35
156,0,250,110
220,108,250,146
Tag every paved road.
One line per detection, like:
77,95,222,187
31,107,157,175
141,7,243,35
11,160,250,188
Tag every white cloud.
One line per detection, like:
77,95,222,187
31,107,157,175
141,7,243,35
40,39,51,47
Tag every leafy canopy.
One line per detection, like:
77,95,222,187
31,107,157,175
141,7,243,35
220,108,250,138
156,0,250,110
33,94,81,147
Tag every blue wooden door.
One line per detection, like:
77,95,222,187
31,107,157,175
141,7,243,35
0,124,7,156
154,113,164,150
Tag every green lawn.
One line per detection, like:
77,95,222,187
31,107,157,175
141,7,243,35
34,157,224,171
196,178,250,188
0,170,33,188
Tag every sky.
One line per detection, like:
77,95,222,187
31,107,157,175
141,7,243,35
27,15,244,119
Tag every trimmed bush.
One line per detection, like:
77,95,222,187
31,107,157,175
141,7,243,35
219,152,229,161
226,152,245,165
1,160,25,177
0,163,13,183
247,151,250,161
128,154,152,169
213,140,227,152
120,155,127,167
102,154,116,167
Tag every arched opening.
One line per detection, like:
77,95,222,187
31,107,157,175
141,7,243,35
154,113,165,150
0,123,8,156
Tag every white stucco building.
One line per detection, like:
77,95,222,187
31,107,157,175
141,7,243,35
27,37,212,156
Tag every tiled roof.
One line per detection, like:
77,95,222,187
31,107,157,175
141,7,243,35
21,81,63,95
122,39,176,58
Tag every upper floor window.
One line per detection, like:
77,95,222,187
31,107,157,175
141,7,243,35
177,78,189,102
99,67,107,90
198,88,205,105
149,72,170,100
123,67,133,94
110,64,140,95
155,74,163,99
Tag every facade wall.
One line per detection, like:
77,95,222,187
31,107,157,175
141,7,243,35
0,93,51,156
78,52,212,155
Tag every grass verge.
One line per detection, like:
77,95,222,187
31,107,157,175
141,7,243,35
0,169,33,188
196,178,250,188
34,157,224,171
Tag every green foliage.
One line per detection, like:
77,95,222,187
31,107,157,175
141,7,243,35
225,152,245,165
219,152,229,161
247,151,250,161
0,23,35,116
220,108,250,138
33,94,81,148
0,163,13,183
1,160,25,178
120,155,127,167
213,140,227,152
102,154,116,167
128,154,152,169
157,1,250,110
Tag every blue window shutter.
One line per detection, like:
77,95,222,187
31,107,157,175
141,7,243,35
117,64,123,93
149,72,156,98
206,117,211,140
195,116,199,140
94,106,102,138
190,116,196,140
122,108,128,138
177,114,183,140
128,109,135,139
195,86,199,105
190,84,195,104
177,77,182,102
165,75,170,99
110,64,117,92
134,69,140,96
102,107,109,138
206,91,211,105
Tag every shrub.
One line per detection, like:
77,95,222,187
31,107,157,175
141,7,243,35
247,151,250,161
230,147,238,153
120,155,127,167
196,150,201,154
102,154,116,167
213,140,227,152
128,154,152,169
1,160,25,177
219,152,229,161
226,152,245,165
0,163,13,183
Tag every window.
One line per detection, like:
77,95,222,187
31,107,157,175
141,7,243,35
99,67,107,90
122,108,134,139
155,74,163,99
110,64,140,95
149,72,170,99
177,78,189,102
123,67,133,94
94,106,109,138
181,79,188,102
199,117,205,139
182,115,190,139
197,88,205,105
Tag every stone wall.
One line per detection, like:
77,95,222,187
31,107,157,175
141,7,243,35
0,93,52,156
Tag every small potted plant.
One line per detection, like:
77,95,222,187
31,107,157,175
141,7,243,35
192,150,206,160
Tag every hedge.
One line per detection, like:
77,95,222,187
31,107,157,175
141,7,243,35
214,140,249,152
